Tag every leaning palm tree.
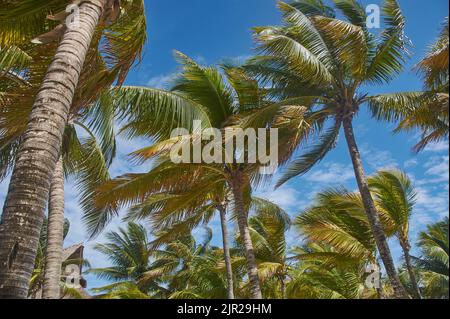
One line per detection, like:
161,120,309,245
369,170,422,298
1,34,119,299
244,0,411,297
413,218,449,299
0,0,146,298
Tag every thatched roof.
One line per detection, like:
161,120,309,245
62,243,84,263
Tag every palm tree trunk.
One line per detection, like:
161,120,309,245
342,116,408,299
400,239,422,299
0,1,105,299
280,276,287,299
218,205,235,299
42,157,65,299
230,173,262,299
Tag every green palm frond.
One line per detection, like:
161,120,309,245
276,119,340,187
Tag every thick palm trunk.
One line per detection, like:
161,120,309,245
42,157,65,299
342,117,408,299
230,174,262,299
400,239,422,299
0,1,104,298
218,205,235,299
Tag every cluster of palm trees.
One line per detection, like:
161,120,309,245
0,0,448,299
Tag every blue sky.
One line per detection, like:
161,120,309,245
1,0,449,291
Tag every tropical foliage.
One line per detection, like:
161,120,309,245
0,0,448,300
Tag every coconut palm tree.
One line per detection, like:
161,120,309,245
288,243,374,299
0,0,146,298
89,222,168,298
28,217,70,298
413,218,449,299
148,230,234,299
1,36,122,298
369,170,422,298
246,198,291,299
374,18,448,152
244,0,411,298
90,53,304,298
119,177,237,299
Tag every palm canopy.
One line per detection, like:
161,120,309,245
288,242,373,299
245,198,291,298
294,188,379,266
89,52,302,236
368,170,416,245
379,18,449,152
243,0,412,186
413,217,449,299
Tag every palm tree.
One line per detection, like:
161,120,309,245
376,18,448,152
244,0,411,298
28,217,70,298
122,179,237,299
369,170,422,298
246,198,291,299
90,53,301,298
413,218,449,299
288,243,374,299
1,41,120,299
0,0,146,298
89,222,165,298
149,231,234,299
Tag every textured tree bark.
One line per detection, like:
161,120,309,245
400,239,422,299
42,157,65,299
280,276,286,299
0,1,104,299
218,205,235,299
230,173,262,299
342,117,409,299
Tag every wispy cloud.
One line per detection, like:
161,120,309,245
305,163,354,184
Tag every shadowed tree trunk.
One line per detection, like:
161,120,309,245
0,1,105,299
280,275,286,299
218,204,235,299
342,116,409,299
42,157,65,299
400,238,422,299
230,172,262,299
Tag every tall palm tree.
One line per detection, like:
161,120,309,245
1,38,119,299
90,53,302,298
369,170,422,299
0,0,146,298
244,0,411,298
28,217,70,298
413,218,449,299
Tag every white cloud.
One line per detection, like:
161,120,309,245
404,158,418,168
360,144,398,170
423,140,449,153
416,155,450,185
146,72,177,89
305,163,354,184
256,186,307,212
